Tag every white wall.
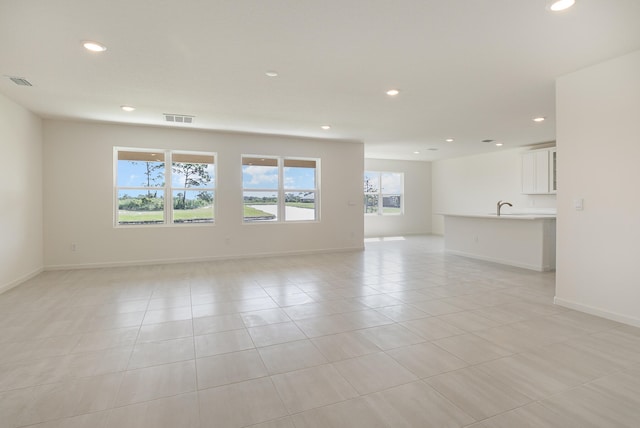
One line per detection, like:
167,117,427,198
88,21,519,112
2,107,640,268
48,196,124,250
43,120,364,268
364,158,431,237
0,93,43,292
431,148,557,235
555,50,640,327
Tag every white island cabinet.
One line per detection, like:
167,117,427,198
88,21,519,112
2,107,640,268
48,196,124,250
442,214,556,272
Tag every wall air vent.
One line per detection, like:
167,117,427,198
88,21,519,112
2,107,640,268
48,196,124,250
164,113,194,124
8,76,33,86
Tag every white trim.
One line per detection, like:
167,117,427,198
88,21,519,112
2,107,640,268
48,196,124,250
242,155,320,223
115,147,217,227
444,249,554,272
554,297,640,328
43,246,365,271
364,171,404,216
0,267,44,295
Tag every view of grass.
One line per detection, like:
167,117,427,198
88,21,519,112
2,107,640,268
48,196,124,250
118,210,164,223
174,206,214,222
118,203,321,224
285,202,315,209
118,205,284,224
243,205,275,219
119,206,214,224
383,207,402,214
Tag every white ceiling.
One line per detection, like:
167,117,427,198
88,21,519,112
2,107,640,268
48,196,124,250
1,0,639,161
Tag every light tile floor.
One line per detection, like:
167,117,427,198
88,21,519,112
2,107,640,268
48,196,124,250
1,235,640,427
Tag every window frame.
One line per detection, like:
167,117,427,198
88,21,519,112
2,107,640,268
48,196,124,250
114,147,217,227
364,171,404,216
242,155,320,224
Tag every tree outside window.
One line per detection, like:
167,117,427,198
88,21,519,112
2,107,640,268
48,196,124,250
171,153,215,223
115,148,215,225
364,171,403,215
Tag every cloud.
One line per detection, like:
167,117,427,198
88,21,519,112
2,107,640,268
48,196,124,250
381,173,402,193
126,174,140,186
244,165,278,186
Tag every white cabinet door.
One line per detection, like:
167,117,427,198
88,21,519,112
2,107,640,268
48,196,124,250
549,148,557,193
522,152,537,194
534,150,550,193
521,149,553,194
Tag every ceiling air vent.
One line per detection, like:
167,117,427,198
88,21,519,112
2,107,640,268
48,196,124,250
164,113,194,124
8,76,33,86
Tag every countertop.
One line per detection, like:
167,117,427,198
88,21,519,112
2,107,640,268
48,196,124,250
440,213,557,220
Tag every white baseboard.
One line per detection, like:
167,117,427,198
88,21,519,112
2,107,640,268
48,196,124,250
0,267,44,295
554,297,640,328
445,249,553,272
44,245,365,271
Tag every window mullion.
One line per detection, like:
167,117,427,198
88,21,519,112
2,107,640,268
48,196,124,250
378,173,383,215
279,157,285,221
166,150,172,224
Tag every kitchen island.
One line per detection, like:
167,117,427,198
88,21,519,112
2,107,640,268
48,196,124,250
441,213,556,272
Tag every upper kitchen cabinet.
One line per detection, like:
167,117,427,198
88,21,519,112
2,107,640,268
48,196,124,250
522,148,556,194
549,148,557,193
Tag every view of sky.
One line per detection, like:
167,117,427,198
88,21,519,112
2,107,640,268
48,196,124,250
117,161,315,191
364,171,402,194
242,165,316,190
117,161,215,188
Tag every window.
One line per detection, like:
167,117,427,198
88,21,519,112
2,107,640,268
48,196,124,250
364,171,403,215
171,152,215,224
115,148,215,225
242,156,319,222
242,157,279,222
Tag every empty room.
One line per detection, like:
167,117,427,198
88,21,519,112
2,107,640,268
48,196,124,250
1,1,640,427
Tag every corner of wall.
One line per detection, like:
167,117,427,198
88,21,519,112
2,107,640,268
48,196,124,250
0,93,44,291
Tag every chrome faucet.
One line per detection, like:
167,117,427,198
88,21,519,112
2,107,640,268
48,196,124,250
497,200,512,216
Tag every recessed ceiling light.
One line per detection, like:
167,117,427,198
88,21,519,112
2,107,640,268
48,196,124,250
413,151,420,154
121,105,135,112
549,0,576,12
495,143,503,147
320,125,331,130
445,138,454,142
533,116,546,122
82,41,107,52
265,70,278,77
386,89,400,96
